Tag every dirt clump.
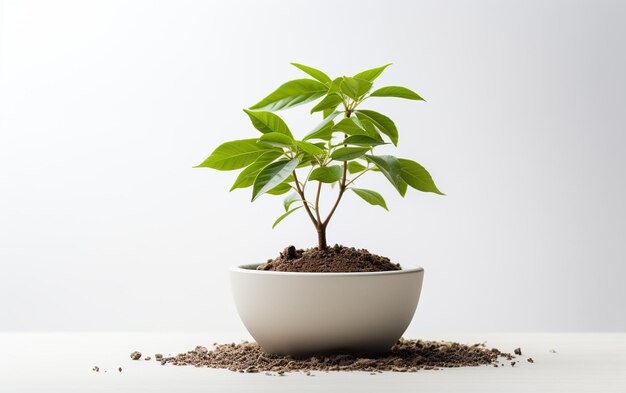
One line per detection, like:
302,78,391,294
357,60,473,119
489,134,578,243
160,338,515,374
130,351,141,360
257,245,400,273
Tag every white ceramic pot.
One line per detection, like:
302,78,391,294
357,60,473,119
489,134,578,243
230,264,424,355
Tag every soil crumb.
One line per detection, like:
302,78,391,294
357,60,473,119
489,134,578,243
130,351,141,360
258,244,400,273
159,339,514,373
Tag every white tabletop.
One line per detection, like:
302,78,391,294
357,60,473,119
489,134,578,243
1,332,624,392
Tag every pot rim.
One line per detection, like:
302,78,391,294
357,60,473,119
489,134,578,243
231,263,424,277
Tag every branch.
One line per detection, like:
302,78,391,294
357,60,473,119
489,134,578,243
321,108,353,228
345,167,372,187
314,181,323,224
322,160,347,227
301,164,315,190
292,170,319,228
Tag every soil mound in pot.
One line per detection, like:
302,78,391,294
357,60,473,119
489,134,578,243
159,339,518,374
257,244,400,273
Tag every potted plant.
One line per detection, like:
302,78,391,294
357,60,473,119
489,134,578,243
196,63,444,355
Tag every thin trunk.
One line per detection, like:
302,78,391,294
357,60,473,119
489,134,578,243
316,110,351,249
317,225,327,250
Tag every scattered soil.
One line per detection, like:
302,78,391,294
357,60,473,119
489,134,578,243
257,245,400,273
514,347,522,355
130,351,142,360
158,339,517,374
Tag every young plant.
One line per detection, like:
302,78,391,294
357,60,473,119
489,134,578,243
196,63,443,250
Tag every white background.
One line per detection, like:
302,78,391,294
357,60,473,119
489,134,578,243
1,0,625,333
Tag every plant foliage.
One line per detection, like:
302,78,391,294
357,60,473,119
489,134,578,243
196,63,444,249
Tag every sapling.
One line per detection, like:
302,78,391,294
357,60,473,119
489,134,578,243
196,63,443,250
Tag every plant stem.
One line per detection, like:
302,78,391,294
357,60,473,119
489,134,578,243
321,110,351,230
345,167,372,187
314,181,323,224
302,163,315,190
317,227,327,250
322,162,347,228
292,170,320,229
313,102,354,250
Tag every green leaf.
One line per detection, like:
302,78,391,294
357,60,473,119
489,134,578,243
302,122,333,141
272,206,303,229
303,110,341,141
249,79,327,111
303,126,333,141
283,193,315,211
369,86,424,101
242,109,292,136
323,107,338,118
347,161,367,174
290,63,331,84
283,192,301,211
267,182,292,195
229,151,282,191
258,132,294,148
195,139,271,171
310,94,343,114
398,158,444,195
398,178,408,195
350,187,388,210
296,154,314,168
328,77,343,93
343,135,387,147
331,118,368,135
351,117,384,140
309,165,343,183
365,155,405,196
331,147,370,161
252,158,299,201
295,140,325,156
353,63,392,82
355,110,399,146
340,77,373,100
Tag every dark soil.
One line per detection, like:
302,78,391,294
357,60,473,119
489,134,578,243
159,339,517,374
257,244,400,273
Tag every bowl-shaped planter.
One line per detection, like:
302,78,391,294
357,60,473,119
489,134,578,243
231,264,424,355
